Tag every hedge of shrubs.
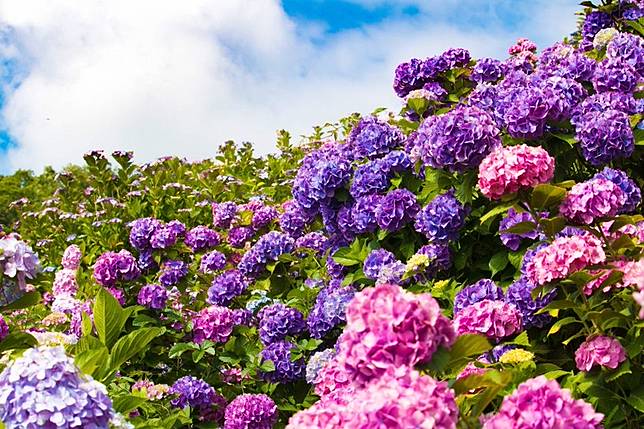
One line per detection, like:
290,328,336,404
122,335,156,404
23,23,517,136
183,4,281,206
0,0,643,428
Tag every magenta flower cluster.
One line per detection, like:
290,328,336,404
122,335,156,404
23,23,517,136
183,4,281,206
575,335,627,371
560,178,626,224
454,299,522,341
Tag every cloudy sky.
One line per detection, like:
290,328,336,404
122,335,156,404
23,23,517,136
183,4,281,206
0,0,579,173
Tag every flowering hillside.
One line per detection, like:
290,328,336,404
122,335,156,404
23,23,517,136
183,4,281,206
0,0,643,428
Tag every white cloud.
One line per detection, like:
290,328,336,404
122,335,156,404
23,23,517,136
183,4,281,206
0,0,578,172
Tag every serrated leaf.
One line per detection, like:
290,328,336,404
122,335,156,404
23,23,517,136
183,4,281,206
489,251,509,277
539,217,566,237
0,291,41,312
75,347,108,377
548,317,581,336
500,221,537,235
449,334,492,360
480,203,513,224
530,184,567,210
112,395,147,414
542,370,570,380
626,386,644,412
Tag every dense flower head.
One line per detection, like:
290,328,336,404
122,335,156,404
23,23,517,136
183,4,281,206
212,202,238,229
498,81,553,139
252,205,279,230
159,260,188,287
137,249,157,272
53,269,79,296
593,58,640,93
61,244,82,270
575,109,634,166
593,167,642,213
560,178,626,224
224,394,278,429
238,232,294,278
292,142,353,210
170,376,226,423
306,349,336,384
307,283,356,339
414,189,469,242
509,38,537,55
453,279,504,315
192,305,236,344
483,376,603,429
200,250,227,273
593,28,619,50
207,270,248,306
0,235,41,287
338,283,455,385
572,91,637,124
347,196,379,236
279,206,308,238
137,284,169,310
540,75,586,121
227,226,255,248
260,340,305,383
393,58,423,97
582,11,612,41
375,260,406,284
606,32,644,74
505,277,556,329
0,346,113,428
128,217,161,250
349,116,404,160
149,223,180,249
288,367,458,429
350,159,390,199
454,299,522,341
471,57,504,83
499,209,543,251
185,226,221,252
294,232,329,255
374,189,419,232
416,105,502,172
441,47,471,68
258,303,306,345
525,234,606,285
363,249,397,280
93,250,140,287
575,335,627,371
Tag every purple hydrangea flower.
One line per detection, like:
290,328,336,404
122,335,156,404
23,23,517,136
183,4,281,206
363,249,397,280
185,226,221,252
294,232,329,255
258,303,306,345
159,260,188,287
415,190,468,243
0,346,113,428
349,116,405,160
499,208,543,251
571,91,637,125
350,160,391,199
260,341,305,383
559,178,626,224
307,283,356,339
575,109,634,166
238,232,294,278
505,277,556,329
471,58,504,83
441,47,471,68
497,81,551,139
232,309,254,327
129,218,162,250
582,11,612,41
542,75,587,122
454,279,504,315
93,250,140,287
207,270,249,306
593,167,641,213
223,394,277,429
351,195,383,234
200,250,227,273
192,305,236,344
393,58,424,98
227,227,255,248
279,207,308,238
150,223,181,249
412,243,453,281
416,106,502,172
593,59,640,93
137,284,169,310
61,244,82,270
170,376,227,423
252,206,279,230
375,189,419,232
138,249,157,272
212,202,238,230
606,32,644,75
376,259,407,284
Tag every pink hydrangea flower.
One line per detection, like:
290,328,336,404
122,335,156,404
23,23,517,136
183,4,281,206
61,244,82,270
314,357,353,397
575,335,627,371
52,269,78,296
525,234,606,285
288,367,458,429
454,299,522,341
478,144,555,200
192,305,235,344
583,259,632,295
483,376,603,429
559,178,626,224
508,38,538,55
457,362,488,381
336,283,455,386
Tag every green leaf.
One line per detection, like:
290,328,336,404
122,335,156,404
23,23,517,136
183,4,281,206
510,331,530,346
550,132,577,146
539,217,566,237
548,317,581,336
542,370,571,380
0,332,38,353
94,288,126,348
169,342,197,359
112,395,147,414
108,327,165,374
75,347,109,377
489,251,509,277
605,360,631,382
530,184,567,210
0,291,41,312
500,221,537,235
626,386,644,412
260,359,276,372
449,334,492,361
480,203,513,224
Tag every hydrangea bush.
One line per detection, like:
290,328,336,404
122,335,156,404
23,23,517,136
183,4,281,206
0,1,643,428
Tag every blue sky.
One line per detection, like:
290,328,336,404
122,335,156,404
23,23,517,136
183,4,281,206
0,0,579,173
